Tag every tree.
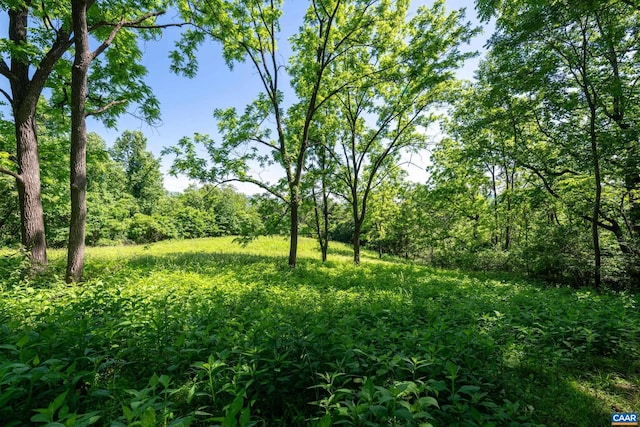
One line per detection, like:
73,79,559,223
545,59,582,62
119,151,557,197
361,175,405,259
0,1,74,267
447,80,526,252
167,0,415,268
111,130,165,215
0,1,166,276
322,0,477,264
2,99,74,249
0,111,19,246
66,1,167,282
475,0,640,287
84,132,135,246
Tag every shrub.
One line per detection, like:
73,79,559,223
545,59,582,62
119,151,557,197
127,213,177,244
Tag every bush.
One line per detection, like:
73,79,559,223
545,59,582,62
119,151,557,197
172,206,217,239
127,213,177,244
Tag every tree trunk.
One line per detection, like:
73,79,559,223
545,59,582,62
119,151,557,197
288,194,299,268
578,20,601,288
623,137,640,264
490,166,499,246
15,116,47,267
320,171,330,263
353,220,361,265
9,7,51,269
312,185,328,263
590,115,602,288
66,0,91,283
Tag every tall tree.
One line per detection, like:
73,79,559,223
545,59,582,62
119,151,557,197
110,130,165,215
323,0,477,264
84,132,135,246
167,0,412,267
306,129,335,262
65,1,167,282
0,1,165,274
66,0,91,283
0,1,74,267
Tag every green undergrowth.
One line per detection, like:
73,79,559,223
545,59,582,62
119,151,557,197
0,237,638,426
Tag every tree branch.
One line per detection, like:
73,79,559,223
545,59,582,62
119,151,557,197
219,177,287,203
0,59,17,83
91,10,165,61
520,162,561,199
29,32,73,106
250,137,279,151
0,167,21,182
0,88,13,105
115,22,187,30
86,99,128,116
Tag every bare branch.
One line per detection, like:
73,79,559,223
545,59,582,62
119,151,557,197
0,88,13,105
0,58,17,83
219,177,286,203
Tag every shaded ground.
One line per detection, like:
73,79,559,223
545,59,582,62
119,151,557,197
0,237,638,426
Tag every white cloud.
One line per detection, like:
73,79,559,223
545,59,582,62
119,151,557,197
164,174,195,193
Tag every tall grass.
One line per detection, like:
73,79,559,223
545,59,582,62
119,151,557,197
0,236,638,426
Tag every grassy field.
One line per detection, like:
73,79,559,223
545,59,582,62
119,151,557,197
0,237,638,426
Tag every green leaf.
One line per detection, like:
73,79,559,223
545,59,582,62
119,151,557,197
50,391,68,413
140,406,156,427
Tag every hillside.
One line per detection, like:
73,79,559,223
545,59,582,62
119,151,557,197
0,237,638,426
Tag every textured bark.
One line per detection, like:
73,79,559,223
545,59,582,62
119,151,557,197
66,0,91,283
15,116,47,267
288,195,299,268
4,5,73,268
8,7,47,268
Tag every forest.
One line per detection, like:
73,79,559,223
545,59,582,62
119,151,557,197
1,0,639,426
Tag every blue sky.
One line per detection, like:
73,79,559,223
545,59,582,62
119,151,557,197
72,1,491,193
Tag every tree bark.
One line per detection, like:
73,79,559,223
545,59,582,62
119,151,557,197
66,0,91,283
15,115,47,267
288,188,299,268
353,220,362,265
312,186,329,263
7,7,52,268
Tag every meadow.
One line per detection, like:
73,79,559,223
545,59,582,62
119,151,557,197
0,237,638,426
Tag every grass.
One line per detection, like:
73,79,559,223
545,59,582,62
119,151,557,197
0,236,638,426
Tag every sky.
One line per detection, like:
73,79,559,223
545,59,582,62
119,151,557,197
33,1,493,194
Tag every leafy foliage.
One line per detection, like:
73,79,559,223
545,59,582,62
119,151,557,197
0,237,637,425
110,130,165,215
